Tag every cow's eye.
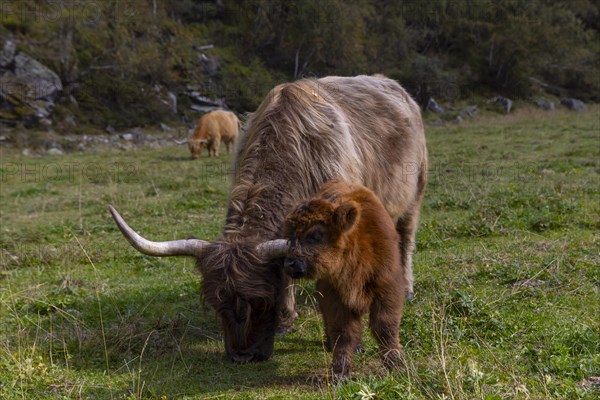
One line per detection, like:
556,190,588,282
306,230,323,245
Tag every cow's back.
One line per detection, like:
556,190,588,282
214,111,239,142
231,75,426,237
306,75,427,220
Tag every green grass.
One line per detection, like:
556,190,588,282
1,107,599,399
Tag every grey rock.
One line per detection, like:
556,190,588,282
534,98,555,111
490,96,512,113
14,52,62,100
560,98,586,112
64,115,77,127
460,105,478,118
426,97,445,113
160,122,174,131
167,91,177,113
0,39,16,68
47,147,64,156
191,104,221,113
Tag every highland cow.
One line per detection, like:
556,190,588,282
186,110,239,158
282,179,405,379
109,75,427,364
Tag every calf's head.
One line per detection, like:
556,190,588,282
282,198,359,279
188,139,208,159
108,206,289,363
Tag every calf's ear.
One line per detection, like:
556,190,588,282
333,201,359,233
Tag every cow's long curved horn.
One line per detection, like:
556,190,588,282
109,206,208,257
256,239,290,259
173,138,188,145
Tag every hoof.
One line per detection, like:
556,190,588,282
277,310,298,335
354,341,364,353
382,348,406,371
276,325,296,335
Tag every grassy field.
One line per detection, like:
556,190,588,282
1,107,599,399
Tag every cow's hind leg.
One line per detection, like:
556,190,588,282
396,165,427,300
396,207,419,300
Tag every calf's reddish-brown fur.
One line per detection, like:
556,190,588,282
283,179,405,379
189,110,239,158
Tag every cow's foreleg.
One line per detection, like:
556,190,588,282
277,275,297,334
213,137,221,157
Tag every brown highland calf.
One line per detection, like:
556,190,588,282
282,179,405,380
188,110,239,158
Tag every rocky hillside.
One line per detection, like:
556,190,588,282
0,1,598,134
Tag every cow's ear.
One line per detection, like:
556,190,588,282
333,201,359,233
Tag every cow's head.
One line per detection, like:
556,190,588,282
108,206,289,363
188,139,208,159
282,198,359,279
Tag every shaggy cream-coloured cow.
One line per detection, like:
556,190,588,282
187,110,239,158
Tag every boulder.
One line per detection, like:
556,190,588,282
459,105,478,118
0,39,16,69
13,53,62,100
159,122,175,131
0,39,63,125
47,147,64,156
490,96,512,113
426,97,445,113
560,98,586,112
533,98,555,111
167,91,177,114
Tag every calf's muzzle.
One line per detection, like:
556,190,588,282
283,258,307,279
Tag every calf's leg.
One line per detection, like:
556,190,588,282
317,280,363,380
369,294,405,371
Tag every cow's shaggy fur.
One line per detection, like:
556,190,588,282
282,179,405,379
203,75,426,362
114,75,427,364
189,110,239,158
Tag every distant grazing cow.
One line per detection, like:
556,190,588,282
186,110,239,158
109,75,427,364
282,179,405,379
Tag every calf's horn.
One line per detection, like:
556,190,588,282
109,205,208,257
